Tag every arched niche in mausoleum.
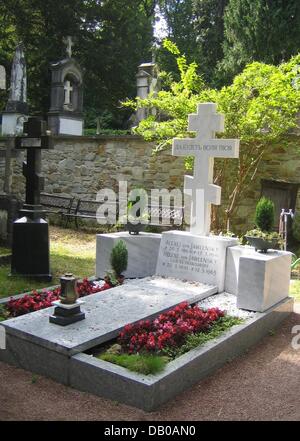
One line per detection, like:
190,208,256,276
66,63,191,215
48,58,83,136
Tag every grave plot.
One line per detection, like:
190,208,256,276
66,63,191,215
0,102,294,411
0,276,293,411
0,277,217,384
71,297,293,411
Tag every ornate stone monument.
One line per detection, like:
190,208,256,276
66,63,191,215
1,43,28,135
130,62,159,127
47,36,83,135
11,117,53,280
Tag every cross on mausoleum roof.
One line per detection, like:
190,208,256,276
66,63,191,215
63,36,74,58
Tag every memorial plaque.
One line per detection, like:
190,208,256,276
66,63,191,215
156,231,238,291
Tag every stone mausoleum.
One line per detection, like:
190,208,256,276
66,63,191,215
47,37,84,136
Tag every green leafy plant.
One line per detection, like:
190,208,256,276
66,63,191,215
110,240,128,278
245,198,283,250
99,353,168,376
291,254,300,271
0,304,9,322
255,197,275,232
97,312,242,375
162,316,243,359
245,228,282,242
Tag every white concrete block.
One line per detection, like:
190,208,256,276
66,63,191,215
225,245,257,295
96,232,161,279
237,250,292,312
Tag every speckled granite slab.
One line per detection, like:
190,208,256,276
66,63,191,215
1,277,217,356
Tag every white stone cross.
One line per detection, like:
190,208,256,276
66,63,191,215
172,102,240,235
64,36,74,58
0,65,5,90
64,80,73,105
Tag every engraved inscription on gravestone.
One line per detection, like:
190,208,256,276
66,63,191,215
161,239,218,278
156,231,238,291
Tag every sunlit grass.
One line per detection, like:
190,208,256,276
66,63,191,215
0,226,96,299
289,280,300,303
99,353,168,375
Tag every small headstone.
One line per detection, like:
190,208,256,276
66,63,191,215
0,65,5,90
129,62,159,126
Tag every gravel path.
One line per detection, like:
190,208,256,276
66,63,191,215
0,306,299,421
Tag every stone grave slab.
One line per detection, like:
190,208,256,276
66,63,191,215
1,277,217,357
156,231,238,292
96,232,161,279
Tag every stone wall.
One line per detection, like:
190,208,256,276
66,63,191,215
220,136,300,234
0,135,185,200
1,134,300,235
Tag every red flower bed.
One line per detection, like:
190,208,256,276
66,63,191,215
118,302,225,353
6,278,110,318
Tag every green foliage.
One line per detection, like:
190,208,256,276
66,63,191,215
191,0,228,87
125,42,300,229
0,303,9,321
0,226,96,299
162,315,243,359
244,229,283,250
157,0,228,87
292,213,300,242
110,240,128,277
83,128,130,136
245,228,281,241
220,0,300,84
99,353,168,375
98,315,243,374
0,0,155,126
255,197,275,232
291,254,300,270
31,374,38,384
0,247,10,256
129,42,300,146
289,280,300,302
